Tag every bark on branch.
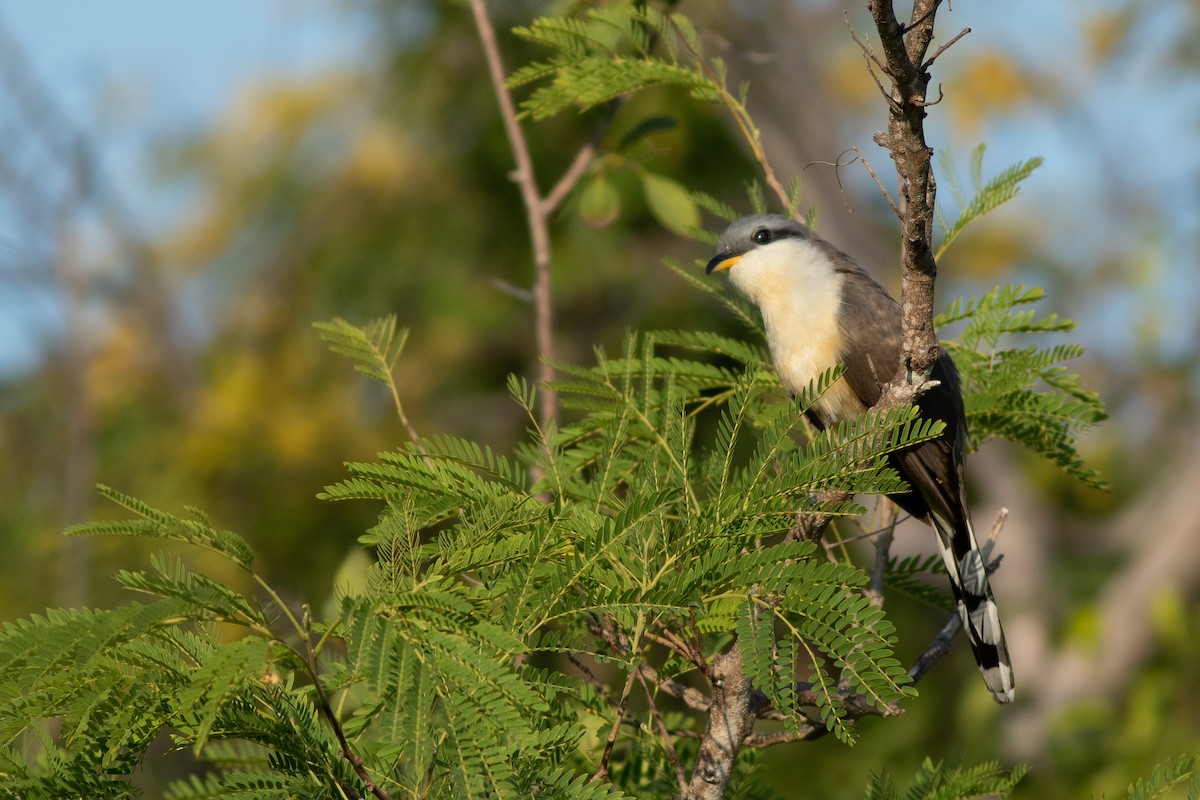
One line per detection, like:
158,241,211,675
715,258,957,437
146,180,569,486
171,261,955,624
683,647,763,800
865,0,960,404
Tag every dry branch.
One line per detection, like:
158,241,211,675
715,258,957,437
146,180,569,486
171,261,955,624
865,0,965,407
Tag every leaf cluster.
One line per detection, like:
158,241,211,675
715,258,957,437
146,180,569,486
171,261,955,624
0,279,1106,796
938,284,1108,489
0,322,934,798
1110,753,1200,800
509,7,720,120
865,757,1027,800
935,144,1044,260
1,492,356,798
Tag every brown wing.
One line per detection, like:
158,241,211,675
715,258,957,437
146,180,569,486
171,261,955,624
829,257,969,527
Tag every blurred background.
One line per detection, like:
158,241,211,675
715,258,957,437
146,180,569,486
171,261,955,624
0,0,1197,796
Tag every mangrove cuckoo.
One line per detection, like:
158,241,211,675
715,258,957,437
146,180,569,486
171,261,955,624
706,214,1014,704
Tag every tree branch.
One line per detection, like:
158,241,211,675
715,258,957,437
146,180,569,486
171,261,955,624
637,667,689,791
468,0,558,430
784,490,851,544
469,6,624,436
866,0,948,406
867,505,900,607
683,645,762,800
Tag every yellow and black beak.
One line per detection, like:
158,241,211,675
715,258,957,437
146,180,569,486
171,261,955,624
705,253,741,275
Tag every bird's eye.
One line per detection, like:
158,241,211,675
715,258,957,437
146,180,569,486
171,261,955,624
752,228,771,245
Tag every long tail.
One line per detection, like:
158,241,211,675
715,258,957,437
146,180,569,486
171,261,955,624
930,512,1015,703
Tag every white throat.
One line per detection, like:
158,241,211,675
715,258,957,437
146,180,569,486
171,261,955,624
727,238,863,423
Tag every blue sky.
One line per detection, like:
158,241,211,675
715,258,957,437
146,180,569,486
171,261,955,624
1,1,1196,378
0,1,368,373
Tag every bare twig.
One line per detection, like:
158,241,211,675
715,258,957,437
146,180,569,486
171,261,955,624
909,548,1006,686
921,27,971,71
468,0,558,429
908,609,963,685
637,669,688,791
867,505,900,607
659,676,713,713
469,2,620,433
853,146,903,218
544,99,620,212
988,506,1010,544
845,12,888,76
490,277,535,304
867,0,947,408
594,669,638,782
647,626,701,664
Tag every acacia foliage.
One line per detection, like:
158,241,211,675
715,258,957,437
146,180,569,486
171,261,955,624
0,286,1096,796
0,4,1108,798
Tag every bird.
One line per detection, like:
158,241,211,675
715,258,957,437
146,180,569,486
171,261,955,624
705,213,1014,704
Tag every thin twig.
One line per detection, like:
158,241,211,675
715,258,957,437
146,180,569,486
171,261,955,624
845,11,888,75
988,506,1010,544
867,504,900,607
659,676,713,712
594,669,638,782
647,626,700,663
909,548,1005,685
468,0,558,429
469,5,628,440
568,653,647,733
637,669,688,791
853,146,903,218
303,608,391,800
908,609,962,685
688,610,708,675
490,276,535,303
544,99,620,212
920,26,970,70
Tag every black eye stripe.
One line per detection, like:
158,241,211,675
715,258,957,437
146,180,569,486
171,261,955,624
750,226,802,246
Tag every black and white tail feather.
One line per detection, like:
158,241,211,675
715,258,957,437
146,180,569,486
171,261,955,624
930,511,1015,704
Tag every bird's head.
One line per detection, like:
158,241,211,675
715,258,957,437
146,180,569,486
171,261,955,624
705,214,819,305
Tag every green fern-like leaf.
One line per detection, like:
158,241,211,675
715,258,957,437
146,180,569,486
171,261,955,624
511,7,720,120
1119,753,1199,800
67,485,254,569
935,145,1043,259
177,637,274,752
116,553,266,628
866,757,1026,800
313,315,409,387
938,285,1107,488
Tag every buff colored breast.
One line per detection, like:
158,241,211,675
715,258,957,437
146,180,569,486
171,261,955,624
727,237,867,427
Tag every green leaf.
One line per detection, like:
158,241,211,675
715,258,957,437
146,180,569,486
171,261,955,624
864,758,1027,800
578,174,621,229
936,146,1044,259
1120,753,1199,800
312,315,408,387
67,485,254,569
642,172,699,237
